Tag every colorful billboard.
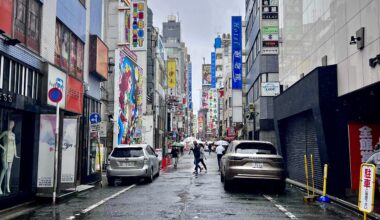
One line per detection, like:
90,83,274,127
201,87,210,109
202,64,211,85
168,59,177,89
131,0,146,50
348,122,380,190
211,52,216,88
231,16,242,89
115,48,143,145
261,0,279,54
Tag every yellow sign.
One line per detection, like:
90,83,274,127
168,59,176,89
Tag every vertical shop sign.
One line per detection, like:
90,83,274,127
188,63,193,109
131,0,146,50
261,0,279,54
167,59,176,89
61,118,78,183
65,76,83,114
37,115,56,188
211,52,216,88
348,122,380,190
231,16,242,89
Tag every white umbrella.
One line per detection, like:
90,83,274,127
214,140,229,146
184,136,197,143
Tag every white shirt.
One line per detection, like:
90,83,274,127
216,145,225,155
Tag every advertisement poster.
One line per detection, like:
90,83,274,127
131,0,146,50
37,115,56,188
47,64,66,108
66,76,83,114
231,16,242,89
348,122,380,190
202,64,211,85
115,48,143,146
201,87,210,109
167,59,176,89
61,118,78,183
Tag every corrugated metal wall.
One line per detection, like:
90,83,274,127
283,111,323,189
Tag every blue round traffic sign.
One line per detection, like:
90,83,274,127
89,113,101,124
48,88,63,103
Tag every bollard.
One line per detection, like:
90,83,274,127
304,154,310,196
310,154,315,196
318,164,331,203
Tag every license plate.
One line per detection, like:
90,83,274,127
252,163,263,168
120,162,134,167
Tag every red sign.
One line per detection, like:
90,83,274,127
65,76,83,114
0,0,13,36
348,122,380,190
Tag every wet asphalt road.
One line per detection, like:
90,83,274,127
5,152,363,220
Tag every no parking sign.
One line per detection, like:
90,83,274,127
358,163,376,215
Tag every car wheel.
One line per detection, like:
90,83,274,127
107,177,115,186
275,181,286,194
224,179,232,191
145,168,154,183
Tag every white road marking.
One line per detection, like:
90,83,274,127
66,184,136,219
263,195,298,220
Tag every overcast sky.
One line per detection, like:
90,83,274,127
148,0,245,114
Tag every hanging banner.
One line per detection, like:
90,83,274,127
37,115,56,188
188,63,193,109
211,52,216,88
61,118,78,183
348,122,380,190
167,59,176,89
231,16,242,89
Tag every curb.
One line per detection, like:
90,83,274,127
286,178,380,220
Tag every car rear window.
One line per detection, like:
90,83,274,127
235,143,277,155
111,148,144,158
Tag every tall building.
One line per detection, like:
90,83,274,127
162,15,189,142
245,0,279,143
275,0,380,199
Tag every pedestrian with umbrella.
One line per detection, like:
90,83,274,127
189,140,201,175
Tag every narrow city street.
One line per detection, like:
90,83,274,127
3,152,363,220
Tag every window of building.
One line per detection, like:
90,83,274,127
13,0,41,53
54,20,84,80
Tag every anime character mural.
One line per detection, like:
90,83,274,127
117,53,143,145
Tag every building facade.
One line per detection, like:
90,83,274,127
245,0,279,144
276,0,380,199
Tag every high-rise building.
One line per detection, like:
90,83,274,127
245,0,279,143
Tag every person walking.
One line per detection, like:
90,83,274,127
189,141,201,174
171,146,179,169
208,143,212,156
367,137,380,194
199,144,207,172
216,144,225,171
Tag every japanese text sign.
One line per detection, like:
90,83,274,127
231,16,242,90
358,163,375,213
167,59,176,89
211,52,216,88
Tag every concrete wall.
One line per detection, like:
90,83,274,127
40,0,57,63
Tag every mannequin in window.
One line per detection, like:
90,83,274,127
0,120,20,195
